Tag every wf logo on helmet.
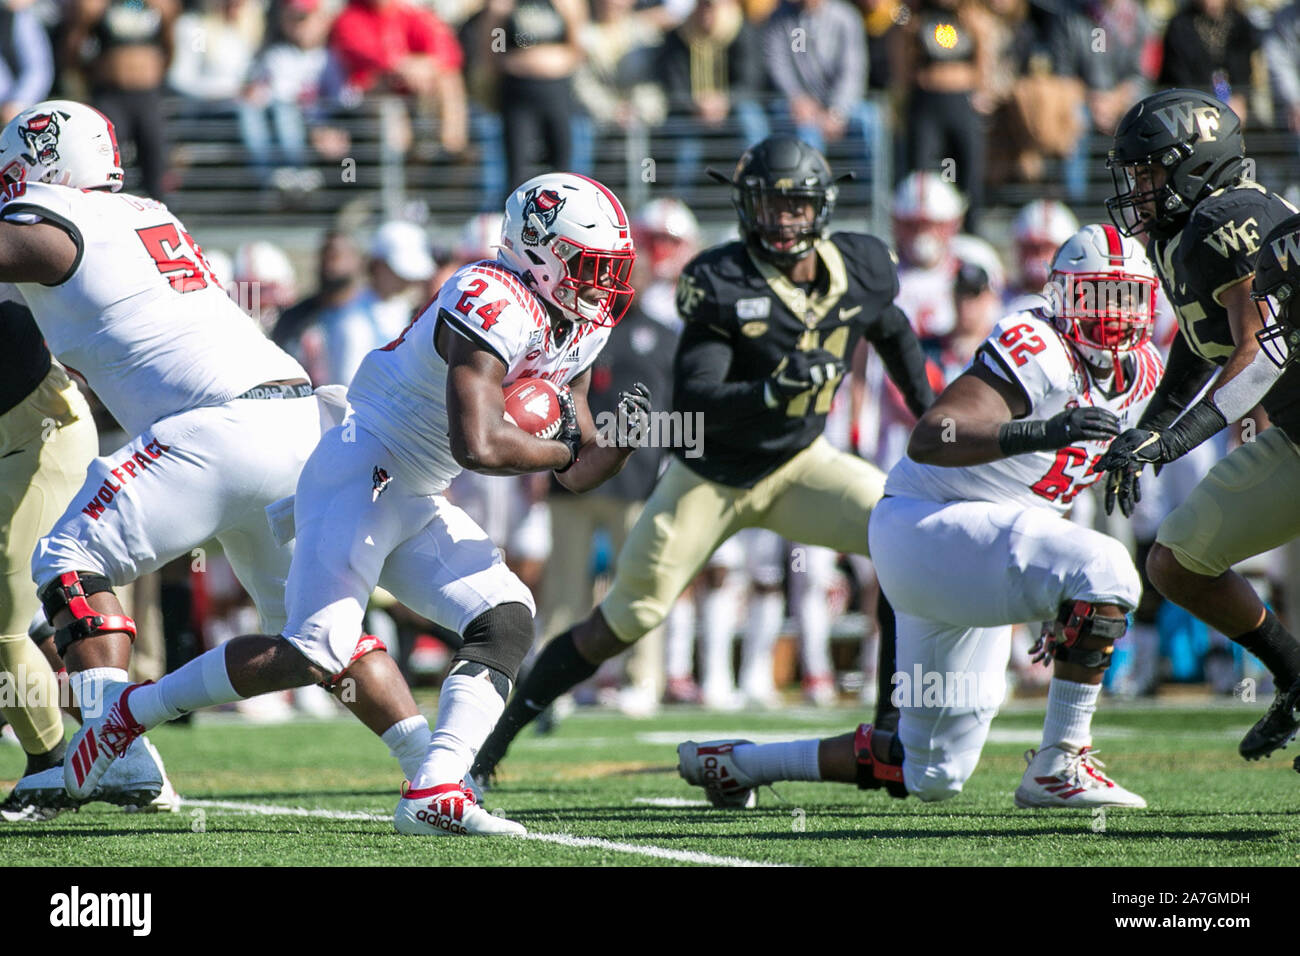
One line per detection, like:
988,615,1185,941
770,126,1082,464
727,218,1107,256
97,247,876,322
1271,232,1300,273
19,110,69,166
520,187,565,246
1152,104,1220,143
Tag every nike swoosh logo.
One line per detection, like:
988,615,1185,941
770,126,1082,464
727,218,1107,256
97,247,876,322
1,449,22,458
524,699,544,711
839,305,863,320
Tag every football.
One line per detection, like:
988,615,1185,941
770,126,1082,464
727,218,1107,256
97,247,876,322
502,377,564,440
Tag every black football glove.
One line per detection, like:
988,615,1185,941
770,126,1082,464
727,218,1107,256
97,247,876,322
615,382,653,448
1097,428,1168,473
554,387,583,473
997,406,1121,457
1103,467,1143,518
764,349,846,408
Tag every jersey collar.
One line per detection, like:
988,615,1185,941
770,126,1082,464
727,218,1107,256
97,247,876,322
746,238,848,328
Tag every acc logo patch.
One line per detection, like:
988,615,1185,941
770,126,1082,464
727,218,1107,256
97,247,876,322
741,320,769,338
736,297,770,319
525,348,542,360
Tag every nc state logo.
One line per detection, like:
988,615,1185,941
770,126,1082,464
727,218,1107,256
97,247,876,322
520,187,565,246
20,111,66,167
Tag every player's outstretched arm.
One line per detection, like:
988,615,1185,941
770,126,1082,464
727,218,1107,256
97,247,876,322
443,329,574,476
552,369,647,494
869,304,936,417
0,221,78,285
909,363,1120,466
1102,278,1282,478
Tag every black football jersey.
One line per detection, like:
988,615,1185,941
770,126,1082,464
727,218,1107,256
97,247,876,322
671,232,903,487
1150,182,1300,438
0,298,51,416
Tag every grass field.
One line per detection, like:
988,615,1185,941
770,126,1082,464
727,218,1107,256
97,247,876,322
2,697,1298,867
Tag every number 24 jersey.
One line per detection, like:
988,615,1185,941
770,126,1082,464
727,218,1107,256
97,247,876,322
885,301,1164,514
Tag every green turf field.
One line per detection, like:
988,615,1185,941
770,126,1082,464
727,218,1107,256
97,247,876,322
2,698,1297,866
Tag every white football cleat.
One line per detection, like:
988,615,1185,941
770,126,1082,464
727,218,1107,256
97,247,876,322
394,781,526,836
1014,745,1147,809
64,682,150,801
12,734,164,810
122,737,180,813
677,739,759,808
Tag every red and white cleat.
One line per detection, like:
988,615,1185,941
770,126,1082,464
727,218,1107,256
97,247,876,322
1014,745,1147,809
64,682,149,801
676,739,758,808
393,781,526,836
802,675,837,707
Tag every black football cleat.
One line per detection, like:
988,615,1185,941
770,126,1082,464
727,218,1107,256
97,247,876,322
1240,676,1300,761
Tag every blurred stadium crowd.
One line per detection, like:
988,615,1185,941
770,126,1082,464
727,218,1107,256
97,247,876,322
1,0,1298,724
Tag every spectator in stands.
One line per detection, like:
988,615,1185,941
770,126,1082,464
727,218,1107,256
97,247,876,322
318,220,434,386
63,0,177,199
573,0,666,143
855,0,901,93
330,0,467,157
475,0,586,203
273,229,365,385
897,0,996,232
657,0,768,193
0,0,53,123
239,0,347,192
1266,1,1300,157
168,0,263,110
1160,0,1257,123
762,0,876,175
1049,0,1153,201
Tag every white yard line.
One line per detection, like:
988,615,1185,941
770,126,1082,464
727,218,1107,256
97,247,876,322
181,798,786,867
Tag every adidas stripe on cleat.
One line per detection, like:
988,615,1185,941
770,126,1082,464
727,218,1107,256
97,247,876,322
676,740,758,808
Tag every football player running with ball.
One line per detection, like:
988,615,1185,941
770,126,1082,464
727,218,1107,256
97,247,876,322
1098,89,1300,760
470,136,936,786
69,172,652,836
680,225,1163,809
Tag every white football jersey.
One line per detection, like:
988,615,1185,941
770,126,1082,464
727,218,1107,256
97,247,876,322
348,258,612,495
886,302,1164,514
1,181,305,435
896,260,957,339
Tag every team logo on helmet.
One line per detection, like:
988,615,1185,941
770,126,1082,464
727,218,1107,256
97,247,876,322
520,187,565,246
19,111,67,167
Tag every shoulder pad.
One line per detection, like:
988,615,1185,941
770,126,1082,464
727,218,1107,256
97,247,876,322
0,180,79,223
439,261,547,366
983,311,1077,408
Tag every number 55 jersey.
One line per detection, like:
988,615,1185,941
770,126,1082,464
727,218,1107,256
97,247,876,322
886,298,1164,511
1,181,305,435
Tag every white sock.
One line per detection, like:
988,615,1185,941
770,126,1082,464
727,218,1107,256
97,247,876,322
796,585,833,679
1041,678,1100,752
129,646,241,729
410,667,506,791
381,715,431,781
731,739,821,784
68,667,129,720
740,592,784,696
700,579,740,696
664,597,696,681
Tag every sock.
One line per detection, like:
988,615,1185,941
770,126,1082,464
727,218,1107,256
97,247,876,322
23,737,67,776
128,645,240,729
731,739,821,784
700,579,739,698
0,632,65,754
411,669,507,790
68,667,129,721
795,585,833,679
739,592,784,697
381,715,431,781
1041,678,1101,752
1233,609,1300,686
476,629,597,765
664,597,696,681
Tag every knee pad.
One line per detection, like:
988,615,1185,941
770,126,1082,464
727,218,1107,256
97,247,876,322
37,571,136,656
1033,601,1128,670
453,602,534,685
446,659,512,702
319,633,387,690
854,723,908,798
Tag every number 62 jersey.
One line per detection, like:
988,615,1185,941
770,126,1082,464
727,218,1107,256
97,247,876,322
885,298,1164,513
